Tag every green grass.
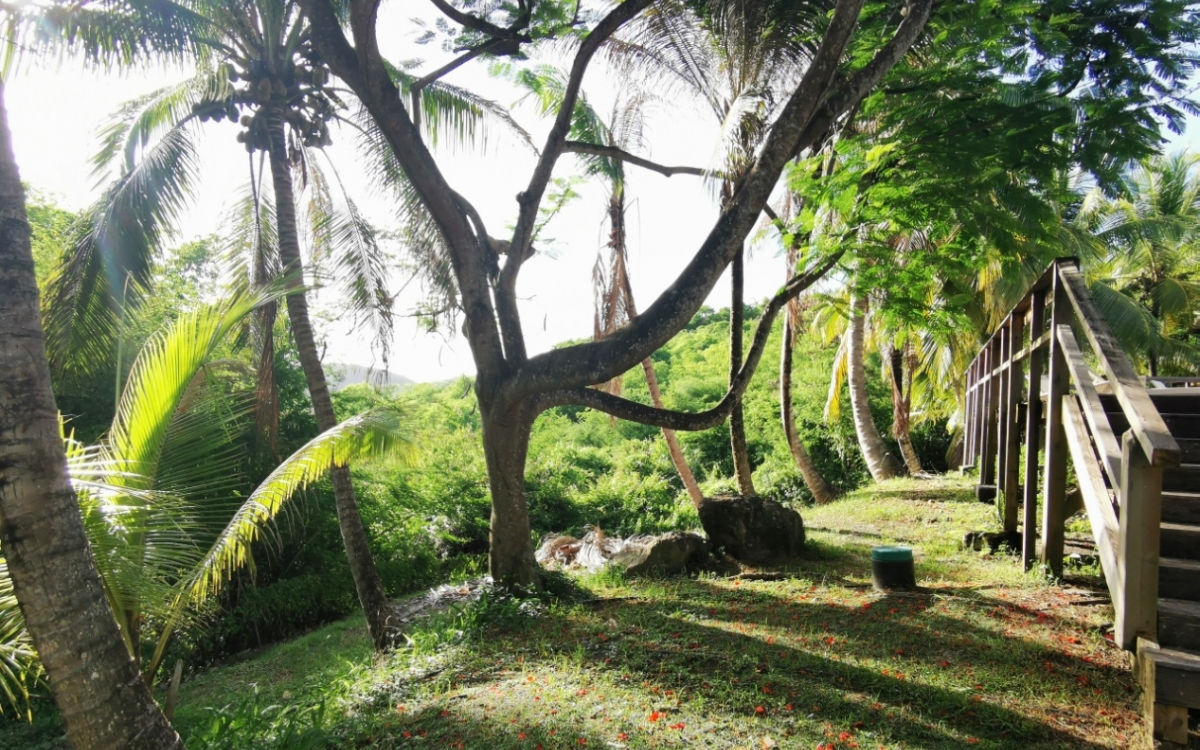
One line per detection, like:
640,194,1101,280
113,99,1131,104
2,476,1146,749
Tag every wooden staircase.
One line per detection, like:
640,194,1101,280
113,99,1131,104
965,259,1200,746
1107,391,1200,744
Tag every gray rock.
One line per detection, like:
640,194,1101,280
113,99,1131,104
697,495,805,562
609,531,709,575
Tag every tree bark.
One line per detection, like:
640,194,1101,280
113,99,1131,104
640,359,705,508
0,80,183,750
848,294,904,482
781,313,839,504
889,344,923,474
729,248,757,495
480,404,540,589
264,110,394,649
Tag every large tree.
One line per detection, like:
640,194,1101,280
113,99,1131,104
0,79,184,750
302,0,933,587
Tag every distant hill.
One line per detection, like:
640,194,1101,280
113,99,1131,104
327,363,414,391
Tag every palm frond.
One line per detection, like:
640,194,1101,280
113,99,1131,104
42,121,203,379
182,405,418,603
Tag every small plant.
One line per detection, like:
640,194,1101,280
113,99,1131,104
184,690,335,750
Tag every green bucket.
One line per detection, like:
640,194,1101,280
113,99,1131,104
871,546,915,590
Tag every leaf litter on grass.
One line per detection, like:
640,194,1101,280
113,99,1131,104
160,476,1147,750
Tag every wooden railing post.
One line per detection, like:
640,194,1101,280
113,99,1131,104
965,361,976,467
1003,312,1024,532
1042,268,1070,578
1023,290,1046,571
1116,432,1162,649
996,326,1011,501
980,338,1001,497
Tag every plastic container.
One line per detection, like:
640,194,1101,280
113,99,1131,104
871,546,915,591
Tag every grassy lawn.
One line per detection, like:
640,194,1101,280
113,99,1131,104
3,476,1147,749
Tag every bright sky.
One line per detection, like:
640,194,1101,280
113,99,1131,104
6,7,1198,383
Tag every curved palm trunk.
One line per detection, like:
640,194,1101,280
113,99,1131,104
641,359,705,507
264,111,393,649
729,248,757,495
888,344,923,474
848,294,904,482
602,190,705,507
0,82,183,750
781,312,838,504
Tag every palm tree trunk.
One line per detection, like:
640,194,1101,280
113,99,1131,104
0,81,183,750
730,248,757,495
889,344,923,474
640,358,705,507
848,294,904,482
781,313,838,504
264,110,393,650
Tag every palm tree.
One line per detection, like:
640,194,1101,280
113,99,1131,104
0,288,415,710
0,77,184,750
847,292,905,481
1082,151,1200,376
620,0,820,497
38,0,519,649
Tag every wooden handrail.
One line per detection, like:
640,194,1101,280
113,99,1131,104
1056,265,1180,467
964,257,1169,651
1057,324,1123,486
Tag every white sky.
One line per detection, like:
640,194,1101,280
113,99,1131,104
6,6,1198,382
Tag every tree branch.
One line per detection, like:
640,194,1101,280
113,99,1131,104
533,251,845,428
499,0,873,407
795,0,934,155
304,0,509,376
507,0,657,268
427,0,532,43
563,141,708,177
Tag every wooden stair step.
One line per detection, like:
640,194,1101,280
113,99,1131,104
1163,492,1200,525
1108,411,1200,439
1160,557,1200,602
1138,640,1200,744
1164,464,1200,493
1101,389,1200,413
1159,598,1200,651
1175,439,1200,464
1161,522,1200,561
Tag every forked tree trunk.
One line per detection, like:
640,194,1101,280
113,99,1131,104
480,404,540,588
781,313,838,504
265,111,393,649
889,344,923,474
0,81,183,750
640,359,705,507
848,294,904,482
729,248,757,495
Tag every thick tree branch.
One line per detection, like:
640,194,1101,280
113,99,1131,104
506,0,656,268
427,0,532,43
533,251,845,428
500,0,874,408
795,0,934,155
564,141,708,177
304,0,509,376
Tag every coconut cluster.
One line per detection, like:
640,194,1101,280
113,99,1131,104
190,50,338,154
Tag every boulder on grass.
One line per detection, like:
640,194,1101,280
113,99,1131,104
698,494,805,562
610,532,709,576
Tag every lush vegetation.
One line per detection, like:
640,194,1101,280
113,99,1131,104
6,477,1144,750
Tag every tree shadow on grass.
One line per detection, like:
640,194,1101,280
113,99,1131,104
451,576,1139,750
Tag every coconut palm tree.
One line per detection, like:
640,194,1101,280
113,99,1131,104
0,287,415,712
0,76,185,750
617,0,822,496
36,0,523,649
1082,151,1200,376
